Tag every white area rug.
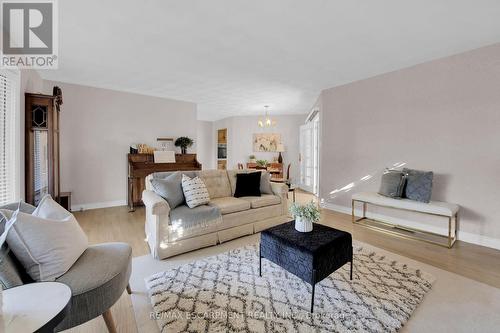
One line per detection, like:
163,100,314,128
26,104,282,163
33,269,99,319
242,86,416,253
129,234,500,333
144,244,434,332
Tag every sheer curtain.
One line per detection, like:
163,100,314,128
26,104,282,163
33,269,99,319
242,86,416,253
0,71,17,205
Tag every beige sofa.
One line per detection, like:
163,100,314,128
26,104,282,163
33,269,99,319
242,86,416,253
142,170,290,259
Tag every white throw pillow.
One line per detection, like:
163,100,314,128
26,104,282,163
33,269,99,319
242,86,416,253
181,174,210,208
1,195,88,281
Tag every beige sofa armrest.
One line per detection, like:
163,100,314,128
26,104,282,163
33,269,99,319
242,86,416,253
142,189,171,259
271,182,289,216
142,190,171,216
271,182,288,198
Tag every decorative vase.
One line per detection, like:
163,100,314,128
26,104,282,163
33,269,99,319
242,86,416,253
181,147,187,154
295,216,313,232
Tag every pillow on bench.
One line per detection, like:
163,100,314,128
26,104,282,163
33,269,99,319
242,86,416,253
403,168,433,203
378,169,406,198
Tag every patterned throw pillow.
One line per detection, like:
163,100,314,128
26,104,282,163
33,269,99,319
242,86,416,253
181,174,210,208
403,168,434,203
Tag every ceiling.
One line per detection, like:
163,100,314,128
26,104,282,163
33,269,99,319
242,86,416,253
39,0,500,120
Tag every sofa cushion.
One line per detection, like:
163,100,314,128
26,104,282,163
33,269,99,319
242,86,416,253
208,197,251,215
234,172,261,198
241,194,281,209
150,172,184,208
198,170,232,199
218,204,284,230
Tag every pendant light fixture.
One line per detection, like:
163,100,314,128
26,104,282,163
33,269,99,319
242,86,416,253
258,105,276,128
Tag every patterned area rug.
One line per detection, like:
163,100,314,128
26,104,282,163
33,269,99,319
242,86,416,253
146,244,434,333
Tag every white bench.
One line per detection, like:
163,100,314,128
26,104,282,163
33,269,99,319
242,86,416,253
351,192,459,248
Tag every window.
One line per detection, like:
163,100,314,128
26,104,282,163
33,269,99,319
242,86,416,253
0,71,17,205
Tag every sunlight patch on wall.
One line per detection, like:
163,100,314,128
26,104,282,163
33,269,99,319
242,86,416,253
325,162,407,202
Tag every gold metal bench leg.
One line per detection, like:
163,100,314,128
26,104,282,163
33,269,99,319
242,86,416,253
351,199,355,223
448,216,452,248
352,200,368,223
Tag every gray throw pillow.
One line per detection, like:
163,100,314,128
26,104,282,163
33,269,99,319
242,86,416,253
150,172,184,209
0,244,24,289
378,170,406,198
0,202,35,288
2,195,88,282
403,168,433,203
259,171,273,194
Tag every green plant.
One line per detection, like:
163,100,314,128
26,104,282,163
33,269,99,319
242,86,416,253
174,136,194,153
289,201,320,223
174,136,194,148
256,159,267,167
249,155,256,160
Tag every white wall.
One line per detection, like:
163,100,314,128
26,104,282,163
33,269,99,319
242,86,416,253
43,80,198,210
196,120,215,169
318,43,500,249
214,114,306,183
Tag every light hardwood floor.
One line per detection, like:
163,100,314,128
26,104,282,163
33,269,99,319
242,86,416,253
67,190,500,332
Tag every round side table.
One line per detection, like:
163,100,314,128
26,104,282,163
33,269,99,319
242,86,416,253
2,282,71,333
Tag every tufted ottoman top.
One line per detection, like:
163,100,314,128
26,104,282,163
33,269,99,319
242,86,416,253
260,221,352,284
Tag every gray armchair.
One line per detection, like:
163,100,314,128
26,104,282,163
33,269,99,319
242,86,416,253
0,202,132,332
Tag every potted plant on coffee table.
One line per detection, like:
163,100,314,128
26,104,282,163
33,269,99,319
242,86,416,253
289,201,320,232
174,136,194,154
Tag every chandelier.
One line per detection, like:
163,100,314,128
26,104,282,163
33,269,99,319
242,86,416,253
258,105,276,128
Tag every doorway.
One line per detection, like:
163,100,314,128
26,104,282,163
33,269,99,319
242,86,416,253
299,112,320,195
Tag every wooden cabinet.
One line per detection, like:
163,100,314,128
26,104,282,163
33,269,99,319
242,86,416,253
127,153,201,211
217,128,227,170
246,162,284,181
25,93,60,206
217,160,227,170
217,129,227,144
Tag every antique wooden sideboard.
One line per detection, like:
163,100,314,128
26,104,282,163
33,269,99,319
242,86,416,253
246,162,284,181
127,153,201,211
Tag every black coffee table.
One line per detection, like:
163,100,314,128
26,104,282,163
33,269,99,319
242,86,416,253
259,221,353,312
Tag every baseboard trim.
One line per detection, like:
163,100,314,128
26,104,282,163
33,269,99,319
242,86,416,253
71,200,127,212
321,202,500,251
